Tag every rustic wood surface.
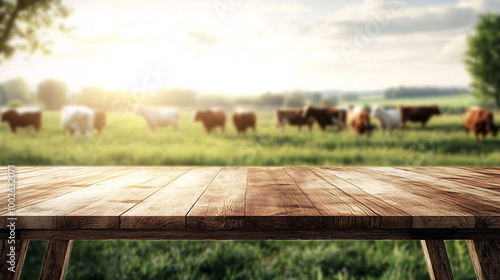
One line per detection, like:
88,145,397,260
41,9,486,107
0,167,499,233
39,240,73,280
421,240,454,280
467,240,500,280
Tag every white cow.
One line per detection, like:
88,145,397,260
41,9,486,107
134,104,179,132
371,105,401,133
61,105,95,139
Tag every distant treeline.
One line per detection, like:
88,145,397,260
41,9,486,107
384,87,470,99
0,77,475,111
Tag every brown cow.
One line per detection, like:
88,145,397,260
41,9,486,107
194,108,226,134
93,110,107,134
399,105,440,128
347,106,373,137
464,107,498,142
1,108,42,133
302,106,347,131
232,109,256,134
276,108,314,131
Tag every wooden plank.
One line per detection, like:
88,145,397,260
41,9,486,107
0,167,133,215
325,167,476,228
375,167,500,228
121,167,221,229
9,167,190,229
0,239,29,280
187,167,247,229
245,167,321,229
421,240,454,280
398,167,500,192
309,167,411,228
14,228,500,241
40,240,73,280
285,167,384,229
467,240,500,280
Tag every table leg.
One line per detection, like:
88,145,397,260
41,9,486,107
0,239,29,280
421,240,454,280
40,240,74,280
467,240,500,280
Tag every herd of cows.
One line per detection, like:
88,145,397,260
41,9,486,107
0,104,498,142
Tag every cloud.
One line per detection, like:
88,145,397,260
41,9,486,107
458,0,500,12
439,35,467,63
332,4,476,37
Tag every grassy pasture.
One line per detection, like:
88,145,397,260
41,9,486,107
1,110,498,280
1,111,499,166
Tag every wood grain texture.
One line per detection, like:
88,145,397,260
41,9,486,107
0,166,499,232
3,167,190,229
40,240,73,280
467,240,500,280
421,240,454,280
327,167,478,228
12,228,500,240
245,167,321,229
121,167,221,229
0,239,29,280
311,167,411,228
187,167,247,229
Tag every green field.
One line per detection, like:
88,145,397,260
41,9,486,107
1,111,499,166
1,111,499,280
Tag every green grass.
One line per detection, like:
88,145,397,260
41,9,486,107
1,111,498,280
1,111,499,166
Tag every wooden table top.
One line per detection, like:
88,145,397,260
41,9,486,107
1,166,499,233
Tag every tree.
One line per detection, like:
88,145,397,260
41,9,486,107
340,92,359,102
465,13,500,112
72,86,109,109
8,99,23,108
284,92,305,107
0,0,71,62
319,97,338,107
0,77,31,105
37,79,67,109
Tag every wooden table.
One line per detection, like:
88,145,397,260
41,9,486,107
1,167,499,279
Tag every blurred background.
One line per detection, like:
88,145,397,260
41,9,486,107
1,0,499,279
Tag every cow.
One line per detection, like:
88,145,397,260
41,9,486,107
464,107,499,142
194,108,226,134
302,106,347,131
232,108,256,134
371,106,401,133
61,106,106,139
1,108,42,133
93,110,107,134
347,106,373,137
134,104,179,133
61,106,96,139
276,108,314,132
399,105,440,128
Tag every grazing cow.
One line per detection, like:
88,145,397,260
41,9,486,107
464,107,498,142
61,106,96,139
194,108,226,134
302,106,347,131
347,106,373,137
399,105,440,128
371,106,401,133
93,110,107,134
1,108,42,133
232,109,256,134
134,104,179,133
276,108,314,131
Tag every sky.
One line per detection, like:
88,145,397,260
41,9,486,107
1,0,500,95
